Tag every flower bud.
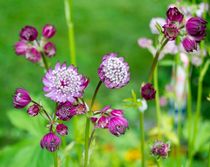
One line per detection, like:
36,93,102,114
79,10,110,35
56,102,76,121
44,42,56,57
163,23,179,40
56,124,68,136
151,141,170,159
20,26,38,41
141,83,156,100
182,37,197,52
42,24,56,38
27,104,40,116
14,41,28,55
13,88,31,109
166,7,184,23
25,48,41,62
108,116,128,136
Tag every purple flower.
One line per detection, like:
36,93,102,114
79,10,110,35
141,83,156,100
110,109,124,117
167,7,184,23
75,103,87,115
27,104,40,116
40,132,61,152
137,38,153,48
97,116,110,128
44,42,56,57
25,48,41,62
186,17,207,42
42,24,56,38
98,53,130,89
151,141,170,158
56,124,68,136
13,88,31,109
182,37,197,52
14,41,28,55
20,26,38,41
56,102,76,121
163,23,179,40
43,62,89,103
108,116,128,136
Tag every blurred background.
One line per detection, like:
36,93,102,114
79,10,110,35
0,0,210,166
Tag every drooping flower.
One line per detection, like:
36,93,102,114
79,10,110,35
27,104,40,116
13,88,31,109
163,23,179,40
25,48,41,62
40,132,61,152
98,53,130,89
166,7,184,23
20,26,38,41
42,24,56,38
182,37,197,52
43,62,89,103
141,83,156,100
56,124,68,136
56,102,76,121
149,17,166,34
151,141,170,159
44,42,56,57
186,17,207,42
14,41,28,55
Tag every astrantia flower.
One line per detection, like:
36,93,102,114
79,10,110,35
43,62,89,102
141,83,156,100
25,48,41,62
98,53,130,89
166,7,184,23
182,37,197,52
42,24,56,39
20,26,38,41
151,141,170,159
14,41,28,55
163,23,179,40
56,102,76,121
13,88,31,109
40,132,61,152
56,124,68,136
27,104,40,116
108,116,128,136
44,42,56,57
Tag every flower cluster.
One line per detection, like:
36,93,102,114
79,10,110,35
91,106,129,136
151,141,170,159
14,24,56,63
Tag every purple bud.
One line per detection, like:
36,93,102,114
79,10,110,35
20,26,38,41
151,141,170,159
14,41,28,55
43,42,56,57
182,37,197,52
166,7,184,23
42,24,56,38
110,109,124,117
141,83,156,100
75,104,87,115
56,124,68,136
40,132,61,152
25,48,41,62
186,17,207,42
163,23,179,40
108,116,128,136
97,116,110,128
13,88,31,109
27,104,40,116
56,102,76,121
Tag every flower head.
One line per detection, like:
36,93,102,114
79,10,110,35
40,132,61,152
163,23,179,40
56,102,76,121
98,53,130,89
43,62,88,103
56,124,68,136
13,88,31,109
42,24,56,38
137,38,153,48
141,83,156,100
151,141,170,159
108,116,128,136
20,26,38,41
25,48,41,62
182,37,197,52
27,104,40,116
44,42,56,57
14,41,28,55
167,7,184,23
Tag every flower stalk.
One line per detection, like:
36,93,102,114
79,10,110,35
139,111,145,167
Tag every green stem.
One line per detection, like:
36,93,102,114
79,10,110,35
64,0,76,65
54,151,58,167
156,159,161,167
41,53,49,71
139,111,145,167
208,144,210,167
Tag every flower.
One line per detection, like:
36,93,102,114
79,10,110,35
97,116,110,128
166,7,184,23
14,41,28,55
141,83,156,100
20,26,38,41
25,48,41,62
149,17,166,34
43,62,89,102
137,38,153,48
182,37,197,52
108,116,128,136
75,103,87,115
44,42,56,57
151,141,170,159
98,53,130,89
13,88,31,109
40,132,61,152
56,102,76,121
56,124,68,136
163,23,179,40
27,104,40,116
186,17,207,42
42,24,56,38
110,109,124,117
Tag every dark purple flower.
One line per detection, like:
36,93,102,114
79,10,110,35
43,42,56,57
40,132,61,152
182,37,197,52
42,24,56,38
56,102,76,121
108,116,128,136
13,88,31,109
163,23,179,40
56,124,68,136
14,41,28,55
98,53,130,89
186,17,207,42
151,141,170,158
20,26,38,41
141,83,156,100
27,104,40,116
25,48,41,62
167,7,184,23
43,62,88,103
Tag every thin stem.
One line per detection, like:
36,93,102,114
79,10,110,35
88,128,96,148
156,159,161,167
54,151,58,167
41,53,49,71
208,144,210,167
139,111,145,167
64,0,76,65
32,100,51,121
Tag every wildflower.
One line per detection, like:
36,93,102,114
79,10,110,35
137,38,153,48
42,24,56,38
163,23,179,40
149,17,166,34
56,124,68,136
151,141,170,159
166,7,184,23
25,48,41,62
141,83,156,100
13,88,31,109
56,102,76,121
40,132,61,152
43,62,89,103
20,26,38,41
14,41,28,55
27,104,40,116
98,53,130,89
97,116,110,128
75,103,87,115
182,37,197,52
108,116,128,136
43,42,56,57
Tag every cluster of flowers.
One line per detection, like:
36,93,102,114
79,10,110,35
15,24,56,63
151,141,170,159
